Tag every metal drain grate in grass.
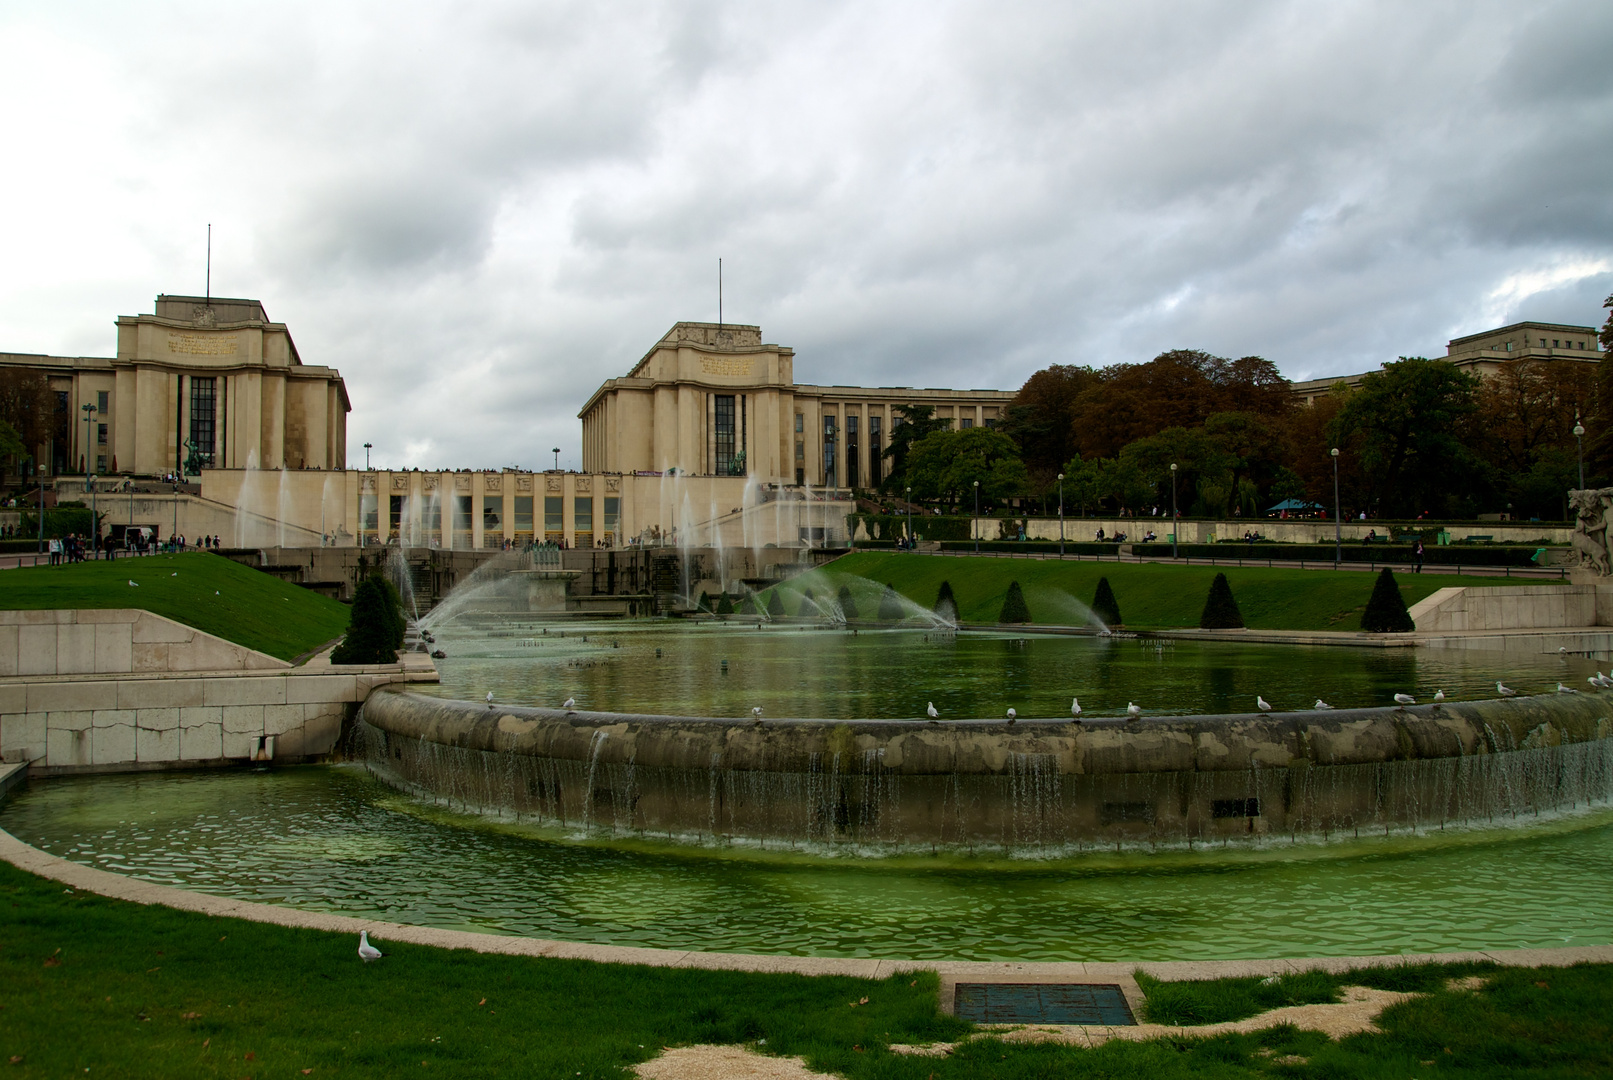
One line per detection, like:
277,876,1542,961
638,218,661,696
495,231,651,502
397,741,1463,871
953,983,1136,1025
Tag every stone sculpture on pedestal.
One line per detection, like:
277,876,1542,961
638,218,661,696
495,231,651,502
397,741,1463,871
1570,488,1613,576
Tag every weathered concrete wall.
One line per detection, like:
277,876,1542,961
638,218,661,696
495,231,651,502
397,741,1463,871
360,691,1613,848
1408,585,1604,633
0,609,287,676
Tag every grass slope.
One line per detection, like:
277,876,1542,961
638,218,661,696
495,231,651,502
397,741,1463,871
823,552,1535,631
1,860,1608,1078
0,553,349,662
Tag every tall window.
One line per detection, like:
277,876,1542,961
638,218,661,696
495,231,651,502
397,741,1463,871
544,496,563,538
869,415,882,487
845,415,859,489
97,423,107,445
822,414,837,488
514,496,534,537
189,376,216,466
574,497,593,535
482,496,503,547
390,495,406,538
603,496,619,543
97,390,109,413
714,394,736,475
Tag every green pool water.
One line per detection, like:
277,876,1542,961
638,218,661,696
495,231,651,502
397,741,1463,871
5,766,1610,961
417,618,1598,718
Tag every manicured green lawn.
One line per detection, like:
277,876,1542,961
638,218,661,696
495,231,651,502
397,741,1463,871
1,859,1608,1078
0,552,349,661
819,552,1538,631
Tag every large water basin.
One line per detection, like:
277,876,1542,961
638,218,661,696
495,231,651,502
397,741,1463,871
3,766,1610,961
417,618,1595,718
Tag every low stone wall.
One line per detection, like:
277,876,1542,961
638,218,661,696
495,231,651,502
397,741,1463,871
1408,585,1604,633
359,690,1613,848
0,610,436,774
0,609,286,676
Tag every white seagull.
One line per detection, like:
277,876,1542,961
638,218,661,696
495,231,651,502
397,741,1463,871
1496,681,1517,697
127,580,138,587
1433,690,1445,702
1256,695,1272,712
1127,702,1142,718
751,706,763,720
926,701,939,719
1313,699,1333,710
1394,693,1416,707
1070,697,1082,718
562,696,576,709
485,691,494,709
358,931,382,963
1006,708,1017,723
1557,683,1576,693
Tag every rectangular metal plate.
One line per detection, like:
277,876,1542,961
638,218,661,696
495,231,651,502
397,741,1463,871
953,982,1136,1025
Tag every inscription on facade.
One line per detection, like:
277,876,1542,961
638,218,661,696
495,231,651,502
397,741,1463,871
699,356,754,378
167,332,239,356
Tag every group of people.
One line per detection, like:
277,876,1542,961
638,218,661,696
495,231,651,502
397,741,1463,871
46,534,93,564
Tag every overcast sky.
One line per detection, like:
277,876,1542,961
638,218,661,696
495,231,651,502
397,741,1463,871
1,1,1609,471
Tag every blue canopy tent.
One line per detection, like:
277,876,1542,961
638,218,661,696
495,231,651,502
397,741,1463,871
1266,498,1323,514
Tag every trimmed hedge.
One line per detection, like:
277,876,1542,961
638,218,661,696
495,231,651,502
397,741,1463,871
1199,572,1244,629
1092,577,1122,626
1361,568,1415,633
330,576,399,665
1180,543,1552,567
1000,580,1030,623
934,580,956,621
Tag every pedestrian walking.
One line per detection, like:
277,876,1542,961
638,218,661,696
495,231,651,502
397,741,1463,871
1413,539,1425,574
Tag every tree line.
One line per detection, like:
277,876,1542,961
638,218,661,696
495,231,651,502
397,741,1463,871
876,296,1613,521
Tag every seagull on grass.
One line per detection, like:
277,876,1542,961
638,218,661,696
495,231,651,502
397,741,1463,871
358,931,382,963
127,580,138,587
1496,682,1517,698
1256,695,1272,712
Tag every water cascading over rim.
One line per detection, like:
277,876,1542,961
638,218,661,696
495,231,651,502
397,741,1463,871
355,691,1613,851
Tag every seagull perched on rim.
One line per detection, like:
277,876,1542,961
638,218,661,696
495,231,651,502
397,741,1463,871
1256,695,1272,712
1394,693,1416,707
1071,697,1082,719
1006,708,1017,723
485,691,494,709
1496,681,1517,697
358,931,382,963
1433,690,1445,702
751,706,763,723
926,701,939,719
1557,683,1576,693
1314,699,1333,710
1127,702,1142,718
562,696,576,709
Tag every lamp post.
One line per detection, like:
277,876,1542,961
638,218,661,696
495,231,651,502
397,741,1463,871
1574,413,1585,489
81,403,97,557
1169,463,1177,559
1057,472,1065,557
363,442,372,469
973,480,980,553
553,447,561,471
1331,447,1341,566
905,485,912,548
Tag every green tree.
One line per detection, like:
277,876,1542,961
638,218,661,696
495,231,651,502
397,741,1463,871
1060,453,1104,516
999,580,1030,624
905,427,1029,508
1328,357,1483,516
1091,577,1122,627
1199,572,1244,629
716,593,735,615
877,583,904,621
1361,568,1414,632
330,576,399,665
836,584,858,620
766,590,786,619
880,404,952,493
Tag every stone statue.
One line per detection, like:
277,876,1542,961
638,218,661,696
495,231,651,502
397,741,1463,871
1570,488,1613,576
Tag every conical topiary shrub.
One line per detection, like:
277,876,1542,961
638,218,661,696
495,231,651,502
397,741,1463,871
378,575,406,648
934,580,957,621
738,593,757,616
799,587,818,617
697,591,713,613
766,590,786,618
1000,580,1031,623
1361,567,1415,632
716,592,735,615
1199,572,1244,629
878,583,904,621
1091,577,1122,627
837,584,859,620
330,576,399,665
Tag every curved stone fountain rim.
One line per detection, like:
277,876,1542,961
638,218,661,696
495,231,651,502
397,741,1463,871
3,825,1608,981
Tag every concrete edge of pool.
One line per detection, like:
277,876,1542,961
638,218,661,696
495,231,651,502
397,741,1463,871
4,825,1609,987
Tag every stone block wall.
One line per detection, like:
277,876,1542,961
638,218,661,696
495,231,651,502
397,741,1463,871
1407,585,1601,633
0,610,287,676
